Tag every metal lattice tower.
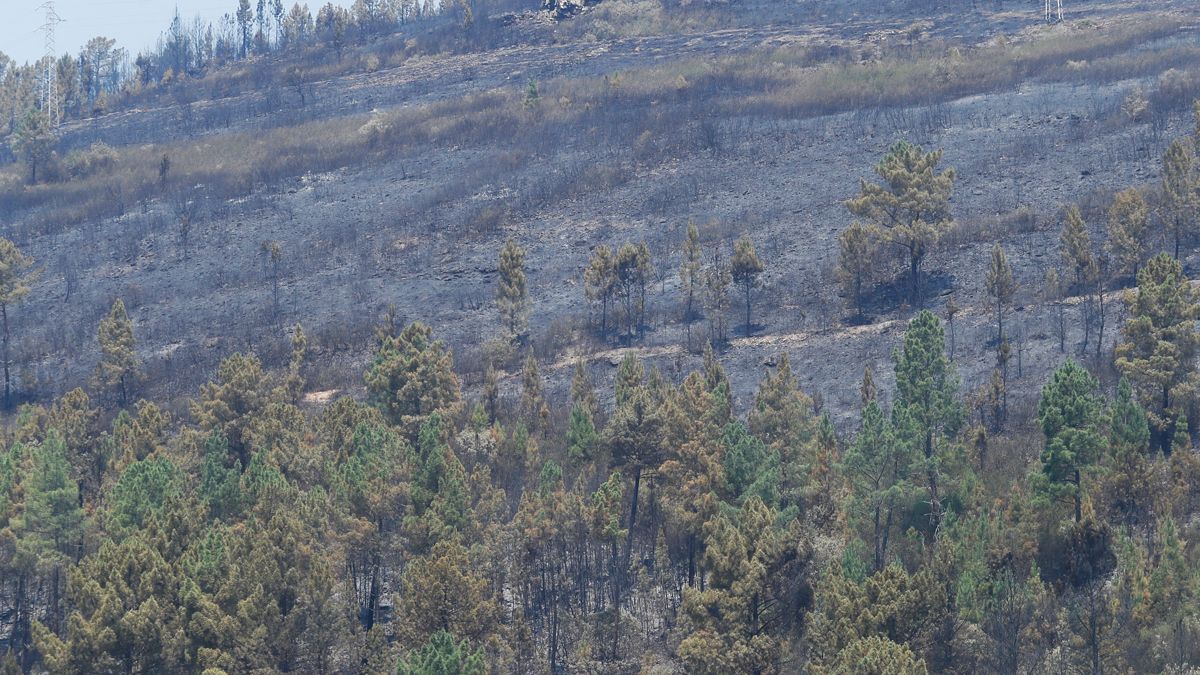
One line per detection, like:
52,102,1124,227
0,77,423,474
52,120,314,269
38,0,62,129
1045,0,1063,23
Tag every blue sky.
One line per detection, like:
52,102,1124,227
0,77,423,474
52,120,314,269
0,1,352,66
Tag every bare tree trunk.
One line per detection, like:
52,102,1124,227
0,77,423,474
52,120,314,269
926,431,941,537
744,282,752,337
1,302,10,409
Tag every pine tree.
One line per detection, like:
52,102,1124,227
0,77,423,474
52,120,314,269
365,322,462,441
985,243,1016,344
330,419,410,630
825,637,928,675
48,388,101,502
570,359,597,418
846,140,955,303
702,343,733,426
406,415,472,550
614,242,652,342
1148,516,1197,668
95,298,142,407
680,221,703,348
703,248,732,346
746,353,815,504
237,0,254,56
12,109,54,184
730,234,764,337
396,631,486,675
676,498,792,675
1161,138,1195,259
496,237,529,339
861,365,878,407
482,364,499,425
841,401,910,572
1060,204,1093,291
519,353,549,436
893,310,961,537
604,384,665,611
1099,378,1152,531
806,563,946,669
836,221,878,316
394,539,499,652
1114,253,1200,453
7,432,83,653
721,421,780,506
192,352,272,469
584,245,617,340
0,238,35,408
566,402,598,463
1034,360,1104,523
1105,188,1150,279
659,371,726,587
280,324,306,405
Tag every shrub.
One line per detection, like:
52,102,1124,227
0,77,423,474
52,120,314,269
65,143,119,179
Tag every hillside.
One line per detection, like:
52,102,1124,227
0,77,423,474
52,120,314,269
4,0,1200,671
0,0,1193,423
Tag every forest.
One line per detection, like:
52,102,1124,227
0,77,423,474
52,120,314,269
4,0,1200,672
2,127,1200,671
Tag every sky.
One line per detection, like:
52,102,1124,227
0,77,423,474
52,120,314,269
0,1,333,66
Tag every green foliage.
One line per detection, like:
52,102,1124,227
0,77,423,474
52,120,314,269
496,237,529,338
841,401,910,572
747,353,814,502
806,564,946,668
192,352,273,468
677,497,797,674
584,244,617,339
1161,138,1196,257
95,298,142,407
10,431,83,562
199,433,242,521
846,140,955,302
613,241,653,341
893,310,961,532
397,630,486,675
107,455,183,534
721,421,779,506
730,234,764,336
824,636,928,674
1059,204,1093,289
566,402,599,462
1032,360,1104,523
1100,378,1154,529
985,242,1015,341
365,322,462,440
523,78,540,107
836,220,878,314
11,108,55,184
1115,253,1200,452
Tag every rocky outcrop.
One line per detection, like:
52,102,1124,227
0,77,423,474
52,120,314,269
543,0,601,20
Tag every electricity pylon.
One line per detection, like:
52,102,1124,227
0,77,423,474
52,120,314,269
1045,0,1063,23
38,0,62,129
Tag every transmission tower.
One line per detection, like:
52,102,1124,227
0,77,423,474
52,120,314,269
1045,0,1063,23
38,0,62,130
